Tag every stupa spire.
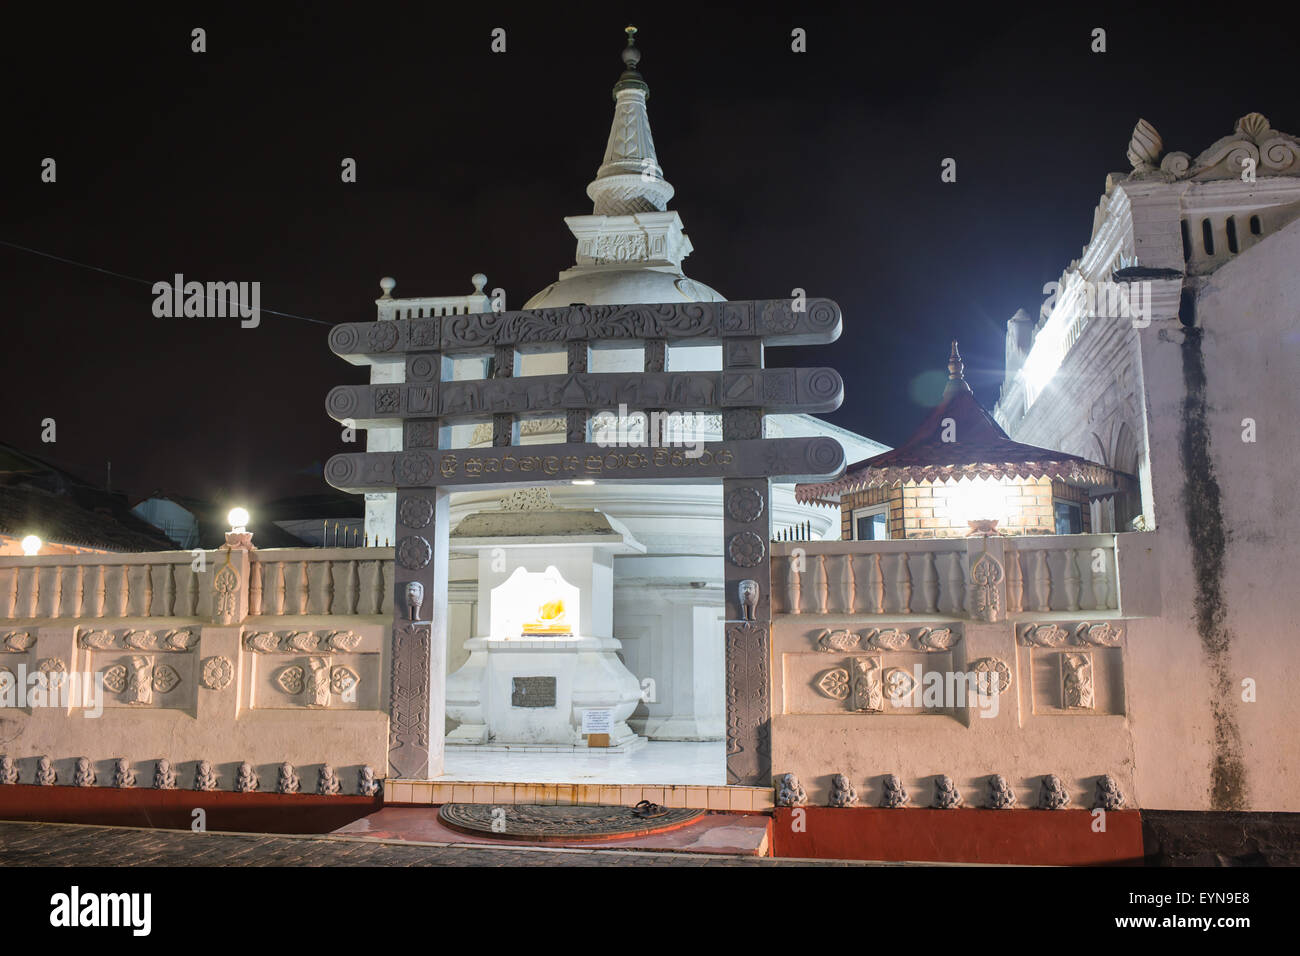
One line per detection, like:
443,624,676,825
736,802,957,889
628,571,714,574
587,25,675,216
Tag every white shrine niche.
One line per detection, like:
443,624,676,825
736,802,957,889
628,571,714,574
445,510,647,751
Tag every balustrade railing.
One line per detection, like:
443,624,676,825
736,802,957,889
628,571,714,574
0,547,393,622
769,533,1122,619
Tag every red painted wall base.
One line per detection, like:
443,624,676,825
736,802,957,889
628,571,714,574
772,806,1144,865
0,784,380,834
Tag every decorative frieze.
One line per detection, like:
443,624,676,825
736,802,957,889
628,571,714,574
73,757,95,788
277,762,300,794
113,758,135,788
932,774,961,809
318,764,341,796
77,627,197,652
829,774,858,807
776,772,807,807
812,625,961,654
243,630,361,654
1039,773,1069,810
154,759,176,790
35,756,56,785
1094,774,1126,810
988,774,1016,809
358,766,380,797
1,632,35,652
880,774,908,808
193,760,219,791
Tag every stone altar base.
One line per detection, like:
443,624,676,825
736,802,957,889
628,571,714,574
446,634,644,751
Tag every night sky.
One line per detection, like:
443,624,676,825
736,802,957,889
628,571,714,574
2,4,1293,507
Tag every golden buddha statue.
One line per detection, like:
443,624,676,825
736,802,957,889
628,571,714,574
521,597,572,636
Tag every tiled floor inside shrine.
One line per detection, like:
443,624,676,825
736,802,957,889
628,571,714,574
436,740,725,785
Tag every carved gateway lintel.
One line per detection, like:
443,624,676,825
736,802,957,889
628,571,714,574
325,367,843,425
324,436,846,492
327,298,843,359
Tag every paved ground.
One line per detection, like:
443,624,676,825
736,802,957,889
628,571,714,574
0,820,870,866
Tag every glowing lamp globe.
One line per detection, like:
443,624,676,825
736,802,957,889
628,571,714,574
20,535,42,556
228,508,250,532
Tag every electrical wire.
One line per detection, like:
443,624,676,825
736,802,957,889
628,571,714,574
0,238,333,326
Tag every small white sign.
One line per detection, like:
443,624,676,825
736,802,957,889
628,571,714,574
581,708,613,735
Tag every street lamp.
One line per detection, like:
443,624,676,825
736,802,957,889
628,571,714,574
20,534,41,556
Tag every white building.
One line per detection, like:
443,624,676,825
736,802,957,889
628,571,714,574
993,112,1300,813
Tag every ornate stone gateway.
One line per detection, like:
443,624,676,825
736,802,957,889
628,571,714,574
325,298,846,784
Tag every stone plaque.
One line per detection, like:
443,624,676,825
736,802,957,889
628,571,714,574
511,676,557,708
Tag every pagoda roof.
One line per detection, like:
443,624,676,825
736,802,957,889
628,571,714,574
797,342,1131,501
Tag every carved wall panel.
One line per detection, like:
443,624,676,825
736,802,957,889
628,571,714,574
241,628,381,711
1018,621,1126,715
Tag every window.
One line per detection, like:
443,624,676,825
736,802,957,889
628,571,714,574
853,505,889,541
1054,500,1082,535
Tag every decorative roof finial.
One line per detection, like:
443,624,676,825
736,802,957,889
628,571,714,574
623,25,640,67
614,24,648,97
944,340,971,397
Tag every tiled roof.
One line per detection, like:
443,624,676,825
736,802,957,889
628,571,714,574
0,482,176,552
797,343,1131,501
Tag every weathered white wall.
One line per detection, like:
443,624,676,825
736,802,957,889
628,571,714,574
1125,216,1300,810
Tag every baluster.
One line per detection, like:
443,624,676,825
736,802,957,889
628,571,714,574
6,567,18,618
868,553,884,614
94,565,107,618
896,552,912,614
1033,551,1051,612
74,565,85,618
373,561,387,615
835,554,855,614
27,567,40,618
271,562,286,615
142,564,153,616
249,559,263,616
187,566,200,616
322,560,335,615
1064,549,1081,611
921,551,939,614
117,565,130,617
811,553,827,613
164,564,176,616
297,560,310,614
1104,548,1118,610
347,560,360,615
52,566,64,618
1005,547,1023,614
946,551,965,617
1076,548,1096,609
785,555,802,615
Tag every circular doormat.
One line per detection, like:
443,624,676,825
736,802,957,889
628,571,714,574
438,803,705,842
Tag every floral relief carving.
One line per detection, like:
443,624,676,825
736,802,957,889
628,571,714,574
816,666,850,701
201,656,234,691
277,665,306,696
